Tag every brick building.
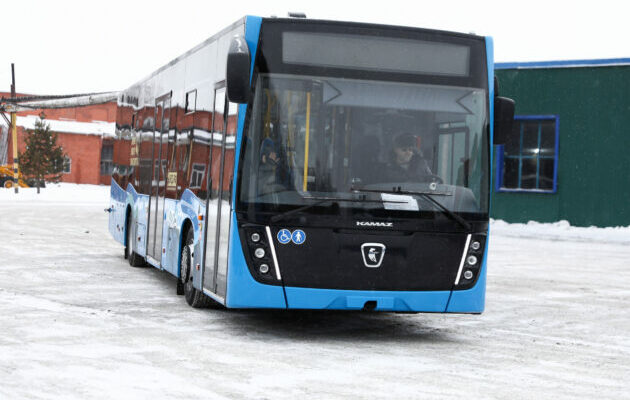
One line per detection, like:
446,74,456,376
1,92,117,185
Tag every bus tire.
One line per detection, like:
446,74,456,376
181,229,214,308
126,217,146,268
124,216,130,260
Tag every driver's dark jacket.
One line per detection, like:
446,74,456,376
382,154,432,182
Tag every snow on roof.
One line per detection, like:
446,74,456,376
14,92,119,111
16,115,115,138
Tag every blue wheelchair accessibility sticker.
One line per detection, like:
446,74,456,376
277,229,292,245
291,229,306,245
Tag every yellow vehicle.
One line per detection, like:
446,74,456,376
0,165,29,188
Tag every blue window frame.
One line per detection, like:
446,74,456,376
496,115,559,193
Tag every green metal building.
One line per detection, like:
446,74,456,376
491,59,630,227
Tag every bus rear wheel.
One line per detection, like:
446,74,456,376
181,229,214,308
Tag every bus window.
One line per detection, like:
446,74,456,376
239,74,488,215
137,107,155,195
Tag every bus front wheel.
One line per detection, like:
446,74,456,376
127,218,145,268
181,229,213,308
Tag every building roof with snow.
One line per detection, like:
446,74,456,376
16,115,115,138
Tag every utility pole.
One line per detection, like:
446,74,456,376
10,63,19,193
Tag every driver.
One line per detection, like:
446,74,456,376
384,133,433,182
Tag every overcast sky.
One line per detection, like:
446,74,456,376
1,0,628,95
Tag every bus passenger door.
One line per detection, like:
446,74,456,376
202,86,225,294
215,97,238,299
147,93,171,263
203,85,237,300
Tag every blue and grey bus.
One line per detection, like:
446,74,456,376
107,15,514,312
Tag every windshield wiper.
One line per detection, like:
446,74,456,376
351,187,472,232
269,195,403,224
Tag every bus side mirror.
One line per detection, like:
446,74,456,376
226,36,251,104
493,96,515,145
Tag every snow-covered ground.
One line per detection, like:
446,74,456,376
1,184,629,399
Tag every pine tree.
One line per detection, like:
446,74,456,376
19,115,66,194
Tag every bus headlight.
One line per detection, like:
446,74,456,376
259,264,270,274
251,232,261,243
455,234,486,288
254,248,265,259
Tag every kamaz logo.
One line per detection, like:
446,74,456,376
361,243,386,268
356,221,393,228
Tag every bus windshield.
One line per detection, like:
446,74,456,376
238,73,489,219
